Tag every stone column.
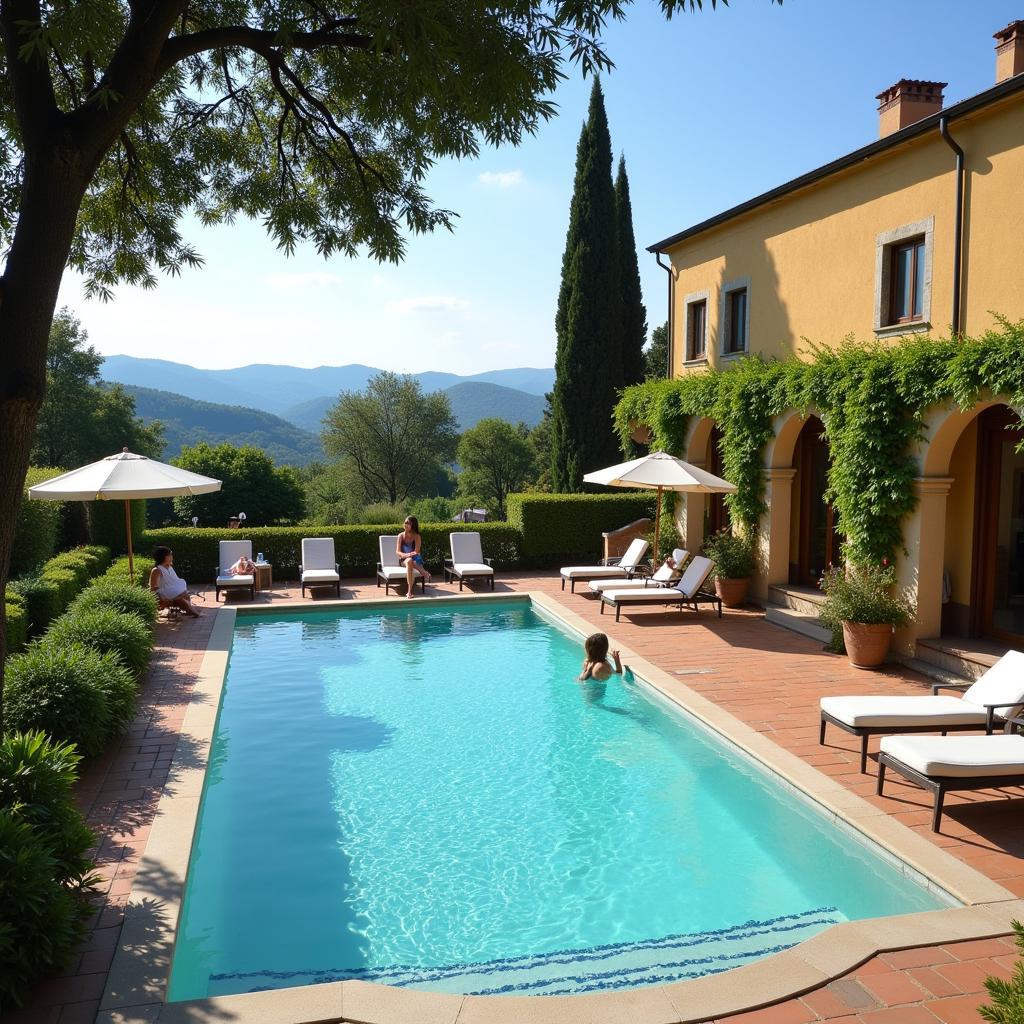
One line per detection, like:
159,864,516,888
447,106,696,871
756,467,797,602
894,476,954,654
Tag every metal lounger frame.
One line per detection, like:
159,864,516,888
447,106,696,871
600,587,722,622
443,558,495,591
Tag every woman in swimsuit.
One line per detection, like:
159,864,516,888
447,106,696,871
578,633,622,681
397,515,432,598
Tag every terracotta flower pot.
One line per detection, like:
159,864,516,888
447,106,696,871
715,577,750,608
841,621,893,669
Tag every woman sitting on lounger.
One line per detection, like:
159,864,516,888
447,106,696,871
149,546,200,618
397,515,432,598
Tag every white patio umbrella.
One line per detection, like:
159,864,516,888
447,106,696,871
583,450,736,560
29,450,221,581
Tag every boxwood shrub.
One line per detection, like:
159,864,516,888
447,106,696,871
69,577,158,624
3,592,28,654
8,546,113,638
141,522,524,581
0,732,96,1009
44,607,153,680
3,644,136,756
505,492,657,566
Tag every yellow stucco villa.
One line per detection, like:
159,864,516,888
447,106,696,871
647,20,1024,677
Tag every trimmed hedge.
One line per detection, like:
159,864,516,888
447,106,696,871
69,578,158,624
141,522,524,581
43,608,154,680
4,593,28,654
8,546,112,638
88,499,146,555
505,492,657,565
10,468,65,577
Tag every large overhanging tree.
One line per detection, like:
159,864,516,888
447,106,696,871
0,0,761,720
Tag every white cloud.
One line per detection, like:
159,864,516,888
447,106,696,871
387,295,470,314
263,270,347,289
477,169,524,189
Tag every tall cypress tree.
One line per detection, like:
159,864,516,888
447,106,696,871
615,155,648,389
550,79,621,491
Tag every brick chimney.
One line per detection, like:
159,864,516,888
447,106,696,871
876,80,947,137
995,20,1024,82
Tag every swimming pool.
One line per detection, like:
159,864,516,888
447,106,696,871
168,599,947,1001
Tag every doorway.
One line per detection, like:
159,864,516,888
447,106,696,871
705,424,729,538
792,416,842,586
972,405,1024,645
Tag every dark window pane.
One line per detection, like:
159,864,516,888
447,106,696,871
913,240,925,318
689,300,706,358
728,288,747,352
893,245,912,320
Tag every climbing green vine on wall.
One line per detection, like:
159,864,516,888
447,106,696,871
614,320,1024,565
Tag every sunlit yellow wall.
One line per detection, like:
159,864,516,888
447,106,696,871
662,95,1024,376
944,419,977,611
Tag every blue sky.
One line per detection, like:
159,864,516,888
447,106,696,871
57,1,1022,374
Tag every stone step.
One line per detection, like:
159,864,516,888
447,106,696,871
766,584,826,618
765,606,832,645
913,639,998,682
895,656,972,688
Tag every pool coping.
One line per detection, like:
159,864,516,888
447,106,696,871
97,591,1024,1024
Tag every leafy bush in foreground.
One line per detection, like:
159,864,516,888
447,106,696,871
69,578,158,625
3,644,135,756
44,607,153,679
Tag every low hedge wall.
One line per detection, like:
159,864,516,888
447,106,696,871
141,523,524,581
7,546,112,638
505,492,657,566
10,467,65,578
4,593,28,654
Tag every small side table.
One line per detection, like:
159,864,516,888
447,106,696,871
255,563,273,593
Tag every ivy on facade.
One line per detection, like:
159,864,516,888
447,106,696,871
613,321,1024,565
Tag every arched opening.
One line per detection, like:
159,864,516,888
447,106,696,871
939,404,1024,644
705,424,729,538
790,415,842,586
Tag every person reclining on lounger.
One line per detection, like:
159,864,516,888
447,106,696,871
227,554,258,576
149,546,200,618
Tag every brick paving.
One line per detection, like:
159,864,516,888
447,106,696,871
10,571,1024,1023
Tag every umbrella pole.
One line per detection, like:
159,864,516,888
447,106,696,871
124,500,135,583
654,485,663,563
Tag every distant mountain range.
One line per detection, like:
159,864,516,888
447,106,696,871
108,357,552,465
283,381,546,434
101,355,554,414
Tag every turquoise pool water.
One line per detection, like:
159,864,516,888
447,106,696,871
168,599,947,1000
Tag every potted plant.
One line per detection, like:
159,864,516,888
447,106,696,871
819,562,913,668
702,529,755,607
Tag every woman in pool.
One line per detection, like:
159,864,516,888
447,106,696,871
149,546,200,618
397,515,431,598
578,633,623,681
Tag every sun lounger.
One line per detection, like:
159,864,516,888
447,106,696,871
300,538,341,598
588,549,688,594
377,535,425,595
599,555,720,622
820,650,1024,773
445,532,495,591
878,732,1024,831
560,538,650,594
214,540,256,602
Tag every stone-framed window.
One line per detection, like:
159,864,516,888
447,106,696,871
874,217,934,336
683,289,709,363
720,277,750,357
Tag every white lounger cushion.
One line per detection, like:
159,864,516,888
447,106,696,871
216,574,254,586
601,587,691,603
821,695,988,729
453,563,493,576
588,549,687,593
881,734,1024,778
589,578,665,593
962,650,1024,709
379,565,420,580
301,568,340,583
603,556,713,604
302,538,337,571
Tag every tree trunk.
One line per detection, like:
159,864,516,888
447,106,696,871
0,152,89,731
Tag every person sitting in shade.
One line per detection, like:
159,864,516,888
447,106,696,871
149,546,200,618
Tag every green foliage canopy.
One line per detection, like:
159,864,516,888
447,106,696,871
322,372,458,505
615,156,647,389
644,322,669,381
457,418,537,518
172,442,305,526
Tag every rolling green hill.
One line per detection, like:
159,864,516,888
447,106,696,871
125,385,322,465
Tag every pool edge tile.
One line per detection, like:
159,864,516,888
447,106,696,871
341,980,462,1024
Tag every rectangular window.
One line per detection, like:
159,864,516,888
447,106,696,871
724,287,747,354
889,237,925,324
687,299,707,360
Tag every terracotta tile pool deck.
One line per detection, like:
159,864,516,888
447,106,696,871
12,572,1024,1024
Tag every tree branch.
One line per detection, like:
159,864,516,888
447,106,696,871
157,20,373,75
0,0,60,148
